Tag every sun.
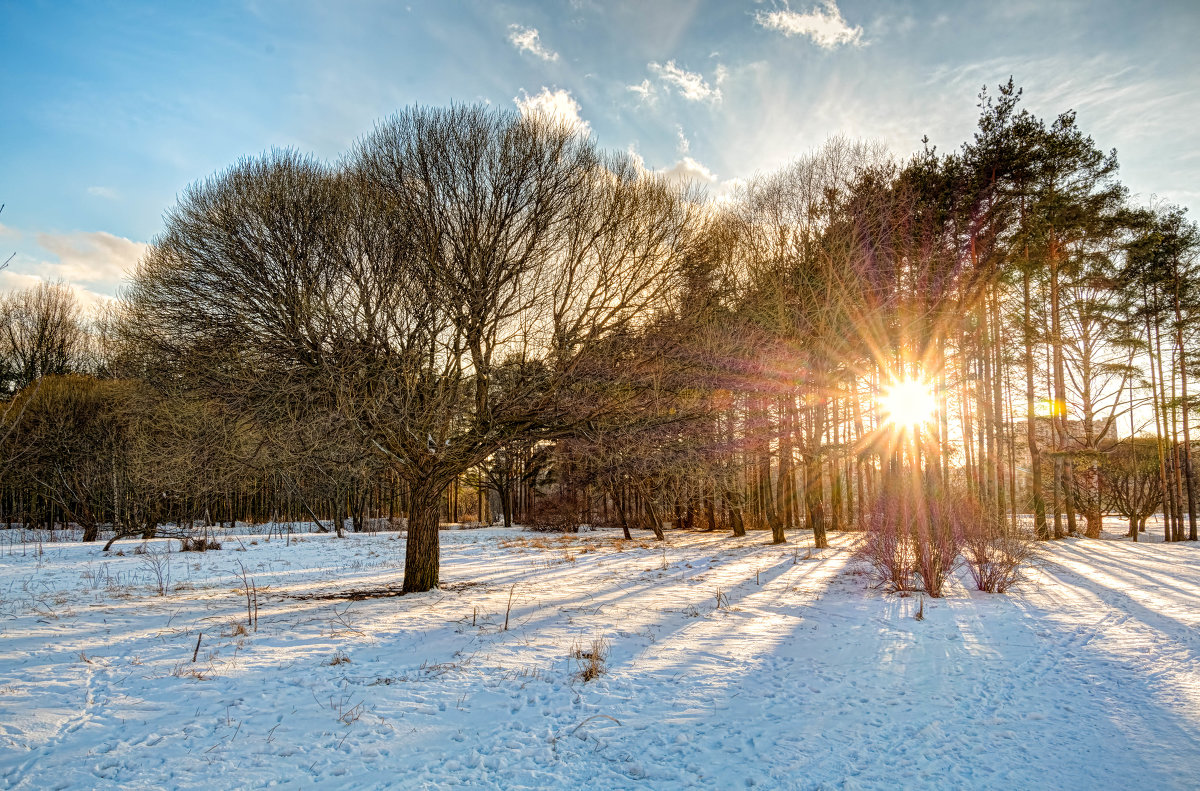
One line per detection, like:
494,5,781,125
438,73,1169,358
880,378,937,428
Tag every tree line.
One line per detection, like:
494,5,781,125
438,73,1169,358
1,83,1197,592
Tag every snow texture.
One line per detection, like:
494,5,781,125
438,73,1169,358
0,522,1198,790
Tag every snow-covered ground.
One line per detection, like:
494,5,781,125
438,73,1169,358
1,521,1198,790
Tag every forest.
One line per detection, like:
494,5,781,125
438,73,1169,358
2,81,1197,594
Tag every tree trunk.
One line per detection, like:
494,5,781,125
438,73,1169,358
805,456,828,549
499,484,513,528
722,491,745,537
1173,268,1197,539
643,495,666,541
402,482,443,593
615,490,632,540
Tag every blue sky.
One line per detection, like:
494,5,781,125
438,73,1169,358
2,0,1198,301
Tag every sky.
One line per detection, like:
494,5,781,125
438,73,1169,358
2,0,1198,304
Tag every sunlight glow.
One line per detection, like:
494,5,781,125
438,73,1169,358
880,378,937,428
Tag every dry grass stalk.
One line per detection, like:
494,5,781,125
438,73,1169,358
571,637,609,682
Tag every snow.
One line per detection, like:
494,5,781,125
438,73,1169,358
1,522,1198,790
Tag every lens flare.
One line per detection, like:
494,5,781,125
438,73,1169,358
880,378,936,428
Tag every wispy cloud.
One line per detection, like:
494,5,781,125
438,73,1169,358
675,125,690,154
627,78,656,104
757,2,864,49
507,25,559,62
648,60,722,103
513,87,591,136
86,186,119,200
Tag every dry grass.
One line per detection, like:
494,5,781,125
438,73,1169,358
170,661,213,680
500,535,652,557
571,637,609,682
327,650,352,666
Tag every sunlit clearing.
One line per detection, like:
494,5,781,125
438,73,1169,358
880,378,936,428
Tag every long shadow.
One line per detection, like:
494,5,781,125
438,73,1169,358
611,552,1200,789
1034,545,1200,644
1049,541,1200,604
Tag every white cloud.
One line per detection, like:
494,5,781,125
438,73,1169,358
623,145,649,174
713,177,746,203
513,88,591,137
0,269,114,310
649,60,722,103
507,25,559,62
627,78,656,104
0,228,145,308
34,230,147,289
86,186,119,200
757,2,863,49
659,156,718,185
2,229,148,306
0,270,43,293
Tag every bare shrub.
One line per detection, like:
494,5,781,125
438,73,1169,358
180,536,222,552
139,547,171,595
858,482,964,597
961,504,1036,593
170,661,212,680
858,487,919,593
914,496,964,598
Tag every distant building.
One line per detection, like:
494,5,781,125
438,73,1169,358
1011,416,1117,475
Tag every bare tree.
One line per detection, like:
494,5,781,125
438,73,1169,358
124,105,696,591
1,280,88,394
1097,437,1162,540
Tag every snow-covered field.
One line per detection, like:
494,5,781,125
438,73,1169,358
1,522,1198,790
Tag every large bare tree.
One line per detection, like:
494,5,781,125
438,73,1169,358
124,104,695,591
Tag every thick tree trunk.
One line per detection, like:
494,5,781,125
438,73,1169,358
402,483,443,593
